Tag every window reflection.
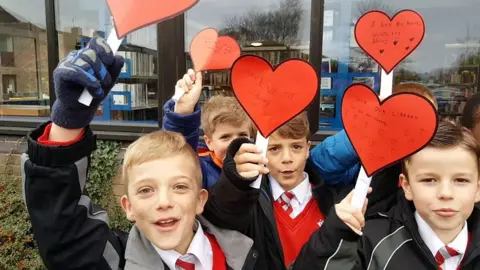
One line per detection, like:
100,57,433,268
320,0,480,130
185,0,311,103
0,4,50,117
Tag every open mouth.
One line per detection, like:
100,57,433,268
154,218,180,232
281,170,295,175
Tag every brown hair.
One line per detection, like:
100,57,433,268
122,130,202,195
403,120,480,175
201,96,251,137
394,83,438,109
273,111,310,140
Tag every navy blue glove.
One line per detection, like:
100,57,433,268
51,37,125,129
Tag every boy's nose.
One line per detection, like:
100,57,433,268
281,150,293,163
438,182,454,199
154,190,172,209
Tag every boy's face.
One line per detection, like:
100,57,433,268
204,122,251,160
400,146,480,237
267,133,310,191
121,155,208,254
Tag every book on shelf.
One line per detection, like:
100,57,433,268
115,51,155,77
111,83,148,108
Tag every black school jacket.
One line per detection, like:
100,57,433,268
293,195,480,270
203,138,394,270
22,122,257,270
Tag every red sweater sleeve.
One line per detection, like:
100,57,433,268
38,123,86,146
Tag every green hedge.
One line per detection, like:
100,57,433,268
0,140,131,269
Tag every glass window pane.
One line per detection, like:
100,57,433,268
321,0,480,130
185,0,311,102
0,3,50,118
55,0,158,124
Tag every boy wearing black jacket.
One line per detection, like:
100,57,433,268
203,113,389,270
293,121,480,270
23,37,257,270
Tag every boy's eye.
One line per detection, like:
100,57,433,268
293,145,303,150
220,135,230,140
240,133,249,137
420,178,436,183
138,187,153,194
455,178,470,183
173,184,189,190
268,146,280,152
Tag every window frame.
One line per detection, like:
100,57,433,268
0,0,327,141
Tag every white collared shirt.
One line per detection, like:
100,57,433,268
415,211,468,270
153,220,213,270
269,172,312,218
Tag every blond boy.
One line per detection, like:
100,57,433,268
23,41,256,269
162,70,252,189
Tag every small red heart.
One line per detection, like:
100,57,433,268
231,55,318,138
190,28,241,71
342,84,437,176
355,10,425,73
107,0,199,38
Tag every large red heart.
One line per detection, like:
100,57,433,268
231,55,318,138
190,28,241,71
355,10,425,74
342,84,437,176
107,0,198,38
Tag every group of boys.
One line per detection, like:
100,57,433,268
22,37,480,269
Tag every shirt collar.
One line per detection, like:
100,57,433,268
153,220,212,270
269,172,310,203
415,211,468,257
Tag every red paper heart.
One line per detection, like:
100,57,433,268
107,0,198,38
190,28,241,71
342,84,437,176
231,55,319,138
354,10,425,74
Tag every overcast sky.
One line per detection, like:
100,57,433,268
2,0,480,73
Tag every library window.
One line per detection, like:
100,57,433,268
185,0,312,105
0,4,50,117
321,0,480,131
55,0,159,124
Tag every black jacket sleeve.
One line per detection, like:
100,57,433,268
292,206,369,270
365,162,403,216
22,122,127,270
202,137,261,233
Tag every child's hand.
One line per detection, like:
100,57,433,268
335,188,372,236
174,69,203,114
51,36,124,129
234,143,269,178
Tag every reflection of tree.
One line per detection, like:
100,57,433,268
219,0,303,46
354,0,398,18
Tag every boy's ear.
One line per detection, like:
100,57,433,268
204,135,214,151
195,189,209,216
120,195,136,222
475,177,480,203
400,174,413,201
305,140,311,159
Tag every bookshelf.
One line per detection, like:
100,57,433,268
78,35,158,122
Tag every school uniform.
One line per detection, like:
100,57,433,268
203,138,391,270
22,122,257,270
293,194,480,270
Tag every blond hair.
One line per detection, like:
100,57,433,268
122,130,202,195
394,83,438,109
201,96,251,137
273,111,310,140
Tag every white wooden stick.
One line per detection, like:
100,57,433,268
78,28,123,106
